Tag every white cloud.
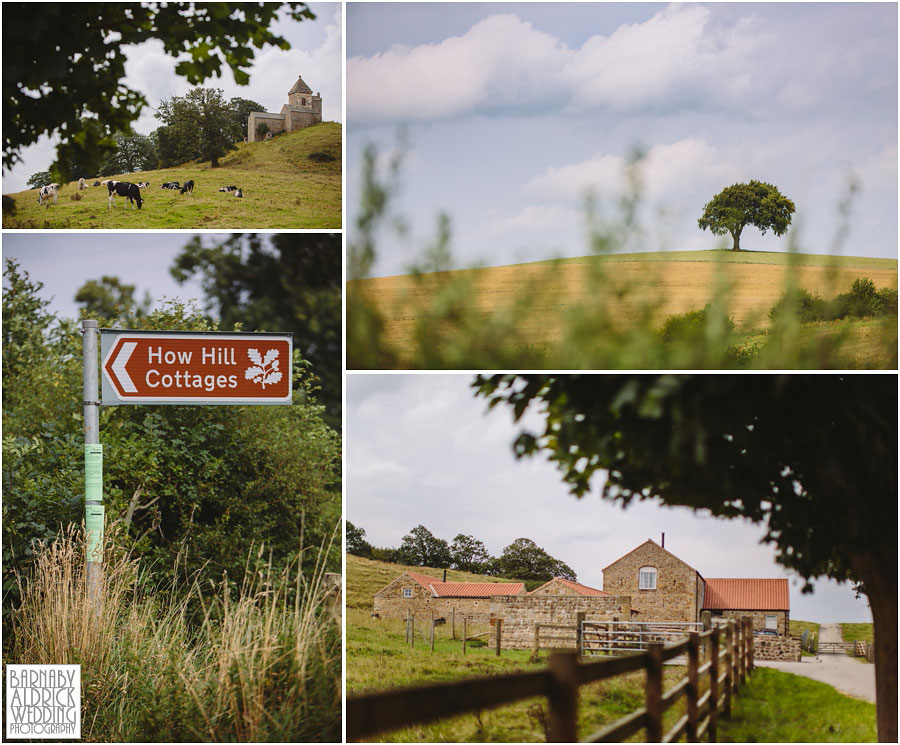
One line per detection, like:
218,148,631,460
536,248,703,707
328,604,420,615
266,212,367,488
348,14,570,124
523,137,742,203
349,5,771,125
485,204,582,236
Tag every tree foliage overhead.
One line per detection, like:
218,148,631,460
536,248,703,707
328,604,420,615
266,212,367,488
698,180,795,251
475,373,896,741
75,276,152,325
170,233,341,425
3,2,315,180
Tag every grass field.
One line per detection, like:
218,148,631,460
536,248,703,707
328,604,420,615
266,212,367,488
2,122,341,229
840,623,874,645
349,249,897,368
347,558,875,742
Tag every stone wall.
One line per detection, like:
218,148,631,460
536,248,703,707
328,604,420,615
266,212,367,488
489,595,631,650
248,113,286,142
754,635,801,661
711,609,789,637
603,541,700,622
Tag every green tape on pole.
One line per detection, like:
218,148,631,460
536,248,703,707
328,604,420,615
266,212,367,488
85,444,103,502
85,504,104,562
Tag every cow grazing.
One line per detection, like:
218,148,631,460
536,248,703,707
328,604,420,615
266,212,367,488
107,181,143,211
160,182,180,190
38,183,59,207
137,182,151,188
233,188,243,198
180,180,194,195
218,185,238,192
93,180,101,187
78,178,86,190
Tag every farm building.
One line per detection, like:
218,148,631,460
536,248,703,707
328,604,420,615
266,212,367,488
602,539,790,632
373,570,525,623
702,578,790,635
247,75,322,142
529,577,608,597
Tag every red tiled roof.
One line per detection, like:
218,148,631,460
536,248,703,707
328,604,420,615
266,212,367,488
531,577,608,596
702,579,790,611
403,571,524,597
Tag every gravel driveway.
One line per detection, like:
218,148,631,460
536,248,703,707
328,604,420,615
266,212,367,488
753,623,875,703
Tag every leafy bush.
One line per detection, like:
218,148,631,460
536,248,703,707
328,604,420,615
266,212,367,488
770,277,898,324
768,287,828,324
660,304,735,342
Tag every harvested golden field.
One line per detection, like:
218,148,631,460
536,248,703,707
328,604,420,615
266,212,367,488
351,251,897,358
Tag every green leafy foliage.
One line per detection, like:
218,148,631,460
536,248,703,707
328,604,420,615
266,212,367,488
75,276,152,325
2,262,340,644
155,88,242,168
495,537,576,582
98,133,158,176
347,521,375,557
450,534,493,574
170,233,341,425
3,2,316,179
229,97,267,141
26,171,53,189
698,180,796,251
659,304,736,343
399,525,452,568
770,277,898,323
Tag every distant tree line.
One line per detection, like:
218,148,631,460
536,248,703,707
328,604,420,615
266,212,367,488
26,91,266,184
347,522,577,584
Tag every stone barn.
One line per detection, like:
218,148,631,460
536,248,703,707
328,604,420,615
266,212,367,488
247,75,322,142
373,570,525,623
702,578,791,635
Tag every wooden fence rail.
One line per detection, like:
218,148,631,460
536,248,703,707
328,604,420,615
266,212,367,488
347,617,755,742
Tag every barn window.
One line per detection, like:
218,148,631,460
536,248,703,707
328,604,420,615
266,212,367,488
765,614,777,630
402,587,413,598
639,566,657,590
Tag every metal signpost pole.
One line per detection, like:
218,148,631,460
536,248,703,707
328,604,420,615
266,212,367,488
82,320,104,604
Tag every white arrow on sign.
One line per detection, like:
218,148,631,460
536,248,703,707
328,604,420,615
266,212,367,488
110,341,138,393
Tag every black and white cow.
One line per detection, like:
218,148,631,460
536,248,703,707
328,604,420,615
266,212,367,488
107,181,143,211
93,180,101,187
137,181,151,188
233,188,243,198
161,182,180,190
38,183,59,206
180,179,195,195
218,185,238,192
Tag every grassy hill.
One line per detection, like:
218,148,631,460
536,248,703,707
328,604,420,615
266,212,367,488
349,249,897,368
3,122,341,229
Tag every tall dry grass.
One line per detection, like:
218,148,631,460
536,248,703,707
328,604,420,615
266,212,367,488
11,525,341,742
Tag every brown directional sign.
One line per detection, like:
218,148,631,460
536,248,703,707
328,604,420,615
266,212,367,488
100,330,292,405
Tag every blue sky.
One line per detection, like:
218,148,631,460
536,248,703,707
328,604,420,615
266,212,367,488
347,2,898,276
346,374,874,624
2,3,342,193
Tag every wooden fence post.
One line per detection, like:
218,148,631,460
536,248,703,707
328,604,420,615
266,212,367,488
463,618,467,655
723,623,733,717
576,612,585,657
645,643,664,742
452,606,456,640
687,632,699,742
547,652,579,743
709,626,720,741
746,618,754,673
733,620,742,692
430,610,435,653
495,619,502,657
411,613,415,649
532,624,540,662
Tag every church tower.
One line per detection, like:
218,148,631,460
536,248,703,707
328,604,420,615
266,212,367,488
247,75,323,143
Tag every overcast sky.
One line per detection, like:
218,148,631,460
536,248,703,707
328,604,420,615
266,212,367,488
347,2,897,276
347,374,873,624
2,233,222,320
2,2,342,193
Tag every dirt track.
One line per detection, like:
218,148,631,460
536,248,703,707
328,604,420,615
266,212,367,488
754,623,875,702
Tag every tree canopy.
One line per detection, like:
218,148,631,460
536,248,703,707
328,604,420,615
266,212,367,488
474,373,896,741
399,525,452,568
698,180,795,251
3,2,314,180
170,233,341,425
155,88,241,168
450,534,493,574
496,537,577,582
98,133,157,176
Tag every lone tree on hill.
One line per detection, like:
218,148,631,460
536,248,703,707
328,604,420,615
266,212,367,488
698,180,795,251
475,374,896,742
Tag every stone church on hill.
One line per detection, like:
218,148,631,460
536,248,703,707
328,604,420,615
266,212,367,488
247,75,322,142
